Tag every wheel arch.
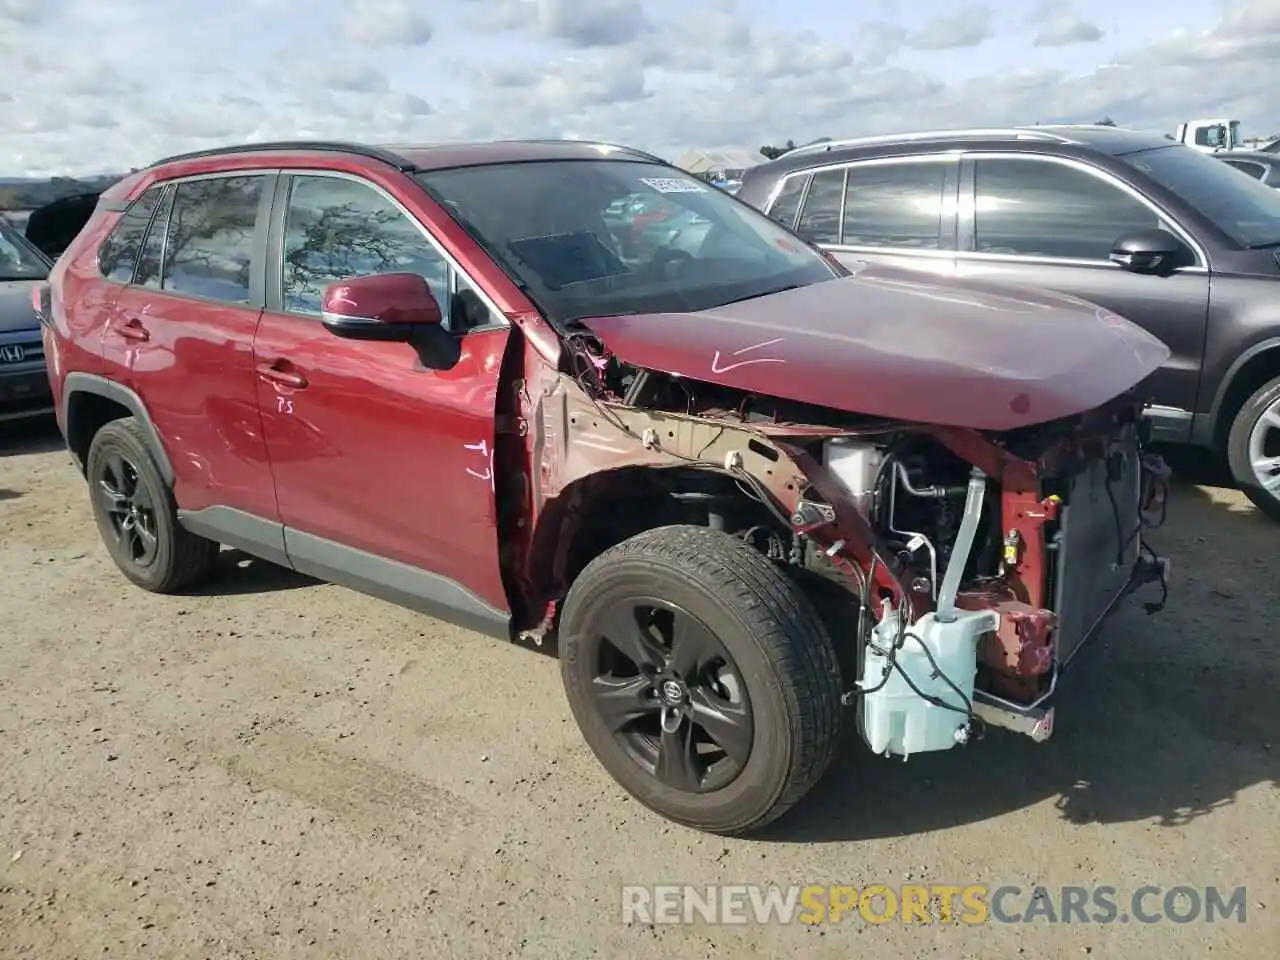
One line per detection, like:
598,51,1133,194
523,465,790,626
62,373,173,484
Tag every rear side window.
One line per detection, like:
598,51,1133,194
765,175,807,229
795,168,844,243
134,188,173,289
842,161,948,249
972,158,1159,260
99,187,161,283
162,176,265,303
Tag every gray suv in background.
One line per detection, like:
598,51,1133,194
736,125,1280,521
0,216,54,424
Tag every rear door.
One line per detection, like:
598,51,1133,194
110,172,280,530
251,171,512,631
953,153,1211,435
772,155,960,277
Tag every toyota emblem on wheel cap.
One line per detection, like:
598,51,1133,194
660,680,684,704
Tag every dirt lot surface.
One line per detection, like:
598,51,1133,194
1,417,1276,959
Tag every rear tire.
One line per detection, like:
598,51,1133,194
558,524,843,835
85,417,220,592
1226,375,1280,523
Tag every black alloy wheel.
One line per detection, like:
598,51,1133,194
588,598,754,794
96,451,160,567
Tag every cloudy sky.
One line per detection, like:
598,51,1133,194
0,0,1277,177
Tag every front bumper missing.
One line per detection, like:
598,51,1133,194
971,551,1171,742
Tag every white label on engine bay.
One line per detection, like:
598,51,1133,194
639,177,706,194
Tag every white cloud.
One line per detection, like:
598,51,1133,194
0,0,1277,177
342,0,432,47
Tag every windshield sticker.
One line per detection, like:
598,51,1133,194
640,177,707,194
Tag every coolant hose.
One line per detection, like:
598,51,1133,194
934,468,987,622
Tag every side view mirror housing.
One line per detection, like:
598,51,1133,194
320,273,460,369
1109,228,1188,275
320,273,443,340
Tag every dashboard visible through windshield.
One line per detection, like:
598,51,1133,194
0,218,50,281
415,159,840,326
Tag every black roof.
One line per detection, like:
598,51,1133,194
151,138,667,173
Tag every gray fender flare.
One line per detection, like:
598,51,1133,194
61,372,174,485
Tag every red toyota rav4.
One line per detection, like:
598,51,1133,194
36,139,1173,835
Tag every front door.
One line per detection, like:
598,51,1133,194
109,173,280,525
252,171,512,635
953,154,1211,438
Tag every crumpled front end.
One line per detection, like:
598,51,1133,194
510,317,1172,760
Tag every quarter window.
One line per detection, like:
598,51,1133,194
972,158,1160,260
281,175,494,331
99,187,162,283
766,175,807,229
842,161,948,249
162,176,265,303
795,168,844,243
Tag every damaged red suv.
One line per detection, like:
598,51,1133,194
36,139,1172,835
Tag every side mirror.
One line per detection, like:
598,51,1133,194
320,273,443,341
1109,228,1187,275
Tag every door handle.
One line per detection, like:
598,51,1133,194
256,361,308,389
113,317,150,342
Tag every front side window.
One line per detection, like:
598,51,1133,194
162,176,265,303
98,187,161,283
1120,145,1280,248
0,217,48,280
416,159,839,327
280,175,495,331
842,161,948,249
972,158,1159,260
795,168,844,244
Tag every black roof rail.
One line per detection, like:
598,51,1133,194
498,138,667,164
149,140,418,172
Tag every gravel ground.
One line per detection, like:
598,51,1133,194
1,416,1276,959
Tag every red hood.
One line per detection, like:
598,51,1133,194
581,263,1171,431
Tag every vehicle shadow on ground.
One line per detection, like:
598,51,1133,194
761,448,1278,843
181,549,320,596
0,415,65,457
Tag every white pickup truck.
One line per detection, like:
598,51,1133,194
1174,118,1245,152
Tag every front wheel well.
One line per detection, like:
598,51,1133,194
64,390,132,474
527,467,792,620
1213,347,1280,448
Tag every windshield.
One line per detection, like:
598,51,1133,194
1119,145,1280,248
415,159,839,325
0,217,49,280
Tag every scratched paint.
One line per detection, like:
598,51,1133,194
710,337,787,374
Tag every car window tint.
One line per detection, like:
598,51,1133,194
842,162,947,249
766,175,807,229
281,175,452,323
134,188,173,289
795,168,844,243
1224,160,1266,180
99,187,162,283
973,158,1159,260
163,176,264,303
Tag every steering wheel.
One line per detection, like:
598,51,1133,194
645,246,694,280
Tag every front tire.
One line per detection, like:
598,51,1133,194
85,417,220,592
558,525,843,835
1226,375,1280,522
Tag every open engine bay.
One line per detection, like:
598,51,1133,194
537,335,1174,759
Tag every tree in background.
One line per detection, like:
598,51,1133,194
1095,117,1117,126
759,140,797,160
